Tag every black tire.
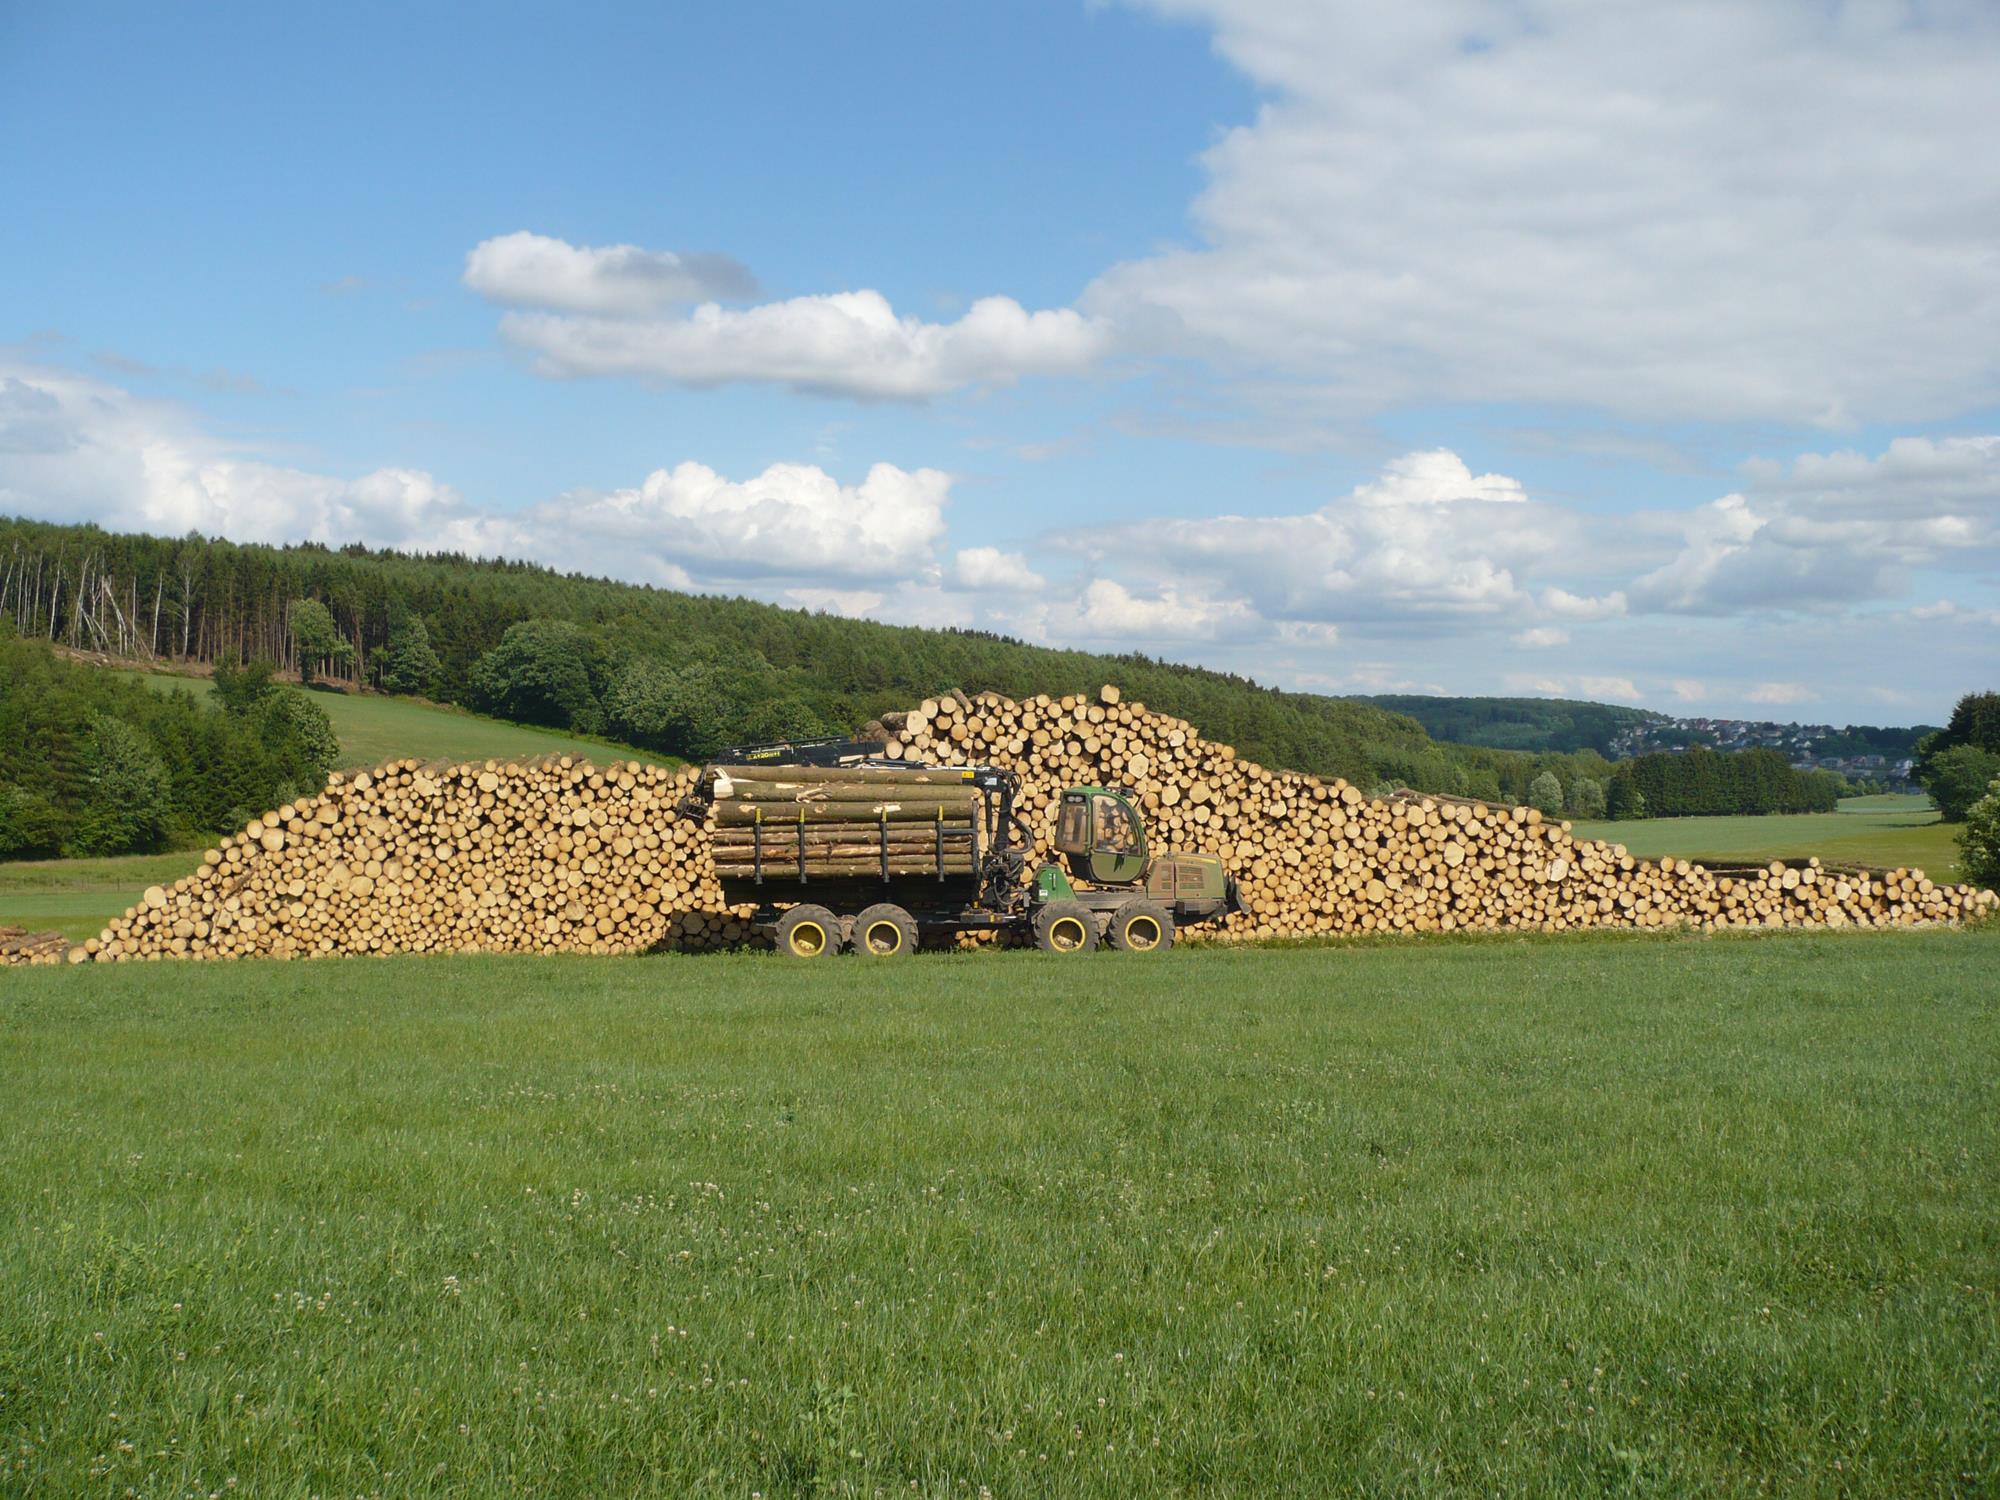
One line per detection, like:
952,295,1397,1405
1107,898,1174,953
1033,900,1099,954
851,903,918,957
774,903,838,958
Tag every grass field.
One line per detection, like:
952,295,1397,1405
3,933,1996,1495
1572,793,1961,880
119,666,677,772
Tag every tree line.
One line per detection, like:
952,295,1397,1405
6,517,1969,842
0,628,337,858
0,517,1577,793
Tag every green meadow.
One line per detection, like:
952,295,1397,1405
3,932,1996,1496
119,666,677,773
1571,792,1960,879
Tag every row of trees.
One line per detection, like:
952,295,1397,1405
0,629,337,858
1599,746,1845,819
0,517,1511,793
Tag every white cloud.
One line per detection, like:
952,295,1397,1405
513,460,950,585
1576,676,1642,704
1054,448,1559,634
1048,579,1263,644
1632,434,2000,615
1746,682,1815,706
785,587,885,617
1352,450,1524,507
1101,1,2000,426
464,231,755,313
1503,675,1568,696
0,364,478,549
1909,599,2000,629
0,362,950,595
496,284,1110,401
951,546,1045,593
1670,679,1705,703
1512,626,1568,648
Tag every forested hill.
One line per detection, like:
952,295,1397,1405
1351,695,1665,756
1,516,1445,788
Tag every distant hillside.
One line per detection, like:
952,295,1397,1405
3,517,1445,790
1352,695,1664,756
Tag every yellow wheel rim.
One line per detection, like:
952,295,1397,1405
863,921,903,955
788,921,827,957
1125,915,1161,951
1049,916,1088,952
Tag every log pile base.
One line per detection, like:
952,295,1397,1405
22,685,1997,966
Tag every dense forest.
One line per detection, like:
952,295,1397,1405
0,516,1615,798
0,628,336,858
1354,695,1663,755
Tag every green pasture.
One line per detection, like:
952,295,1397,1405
118,667,676,773
3,932,1997,1496
1571,793,1960,879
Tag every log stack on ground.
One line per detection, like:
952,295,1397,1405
866,685,1996,940
1,927,71,966
64,756,744,963
33,683,1999,965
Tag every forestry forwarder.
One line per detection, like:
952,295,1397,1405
691,736,1244,956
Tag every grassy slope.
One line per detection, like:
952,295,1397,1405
1571,794,1962,880
2,933,1996,1496
117,667,677,772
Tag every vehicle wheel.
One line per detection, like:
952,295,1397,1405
1107,898,1174,953
1032,900,1098,954
775,903,838,958
851,903,918,957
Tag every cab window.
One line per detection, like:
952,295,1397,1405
1057,795,1090,853
1092,794,1138,853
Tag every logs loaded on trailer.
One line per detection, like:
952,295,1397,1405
23,683,1997,967
689,750,1239,954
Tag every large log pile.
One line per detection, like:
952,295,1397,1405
23,685,1997,966
862,687,1997,939
66,757,744,964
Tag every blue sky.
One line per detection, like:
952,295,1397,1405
3,0,1996,725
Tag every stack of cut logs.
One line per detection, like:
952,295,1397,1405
67,756,745,964
708,764,981,880
858,686,1997,939
34,684,1999,965
1,926,70,966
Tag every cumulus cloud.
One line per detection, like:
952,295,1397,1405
1098,1,2000,426
510,460,951,586
499,289,1110,400
951,546,1045,593
464,231,756,313
1513,626,1568,648
0,363,951,595
1061,579,1264,643
1746,682,1815,706
0,364,480,549
1053,449,1563,633
1632,434,2000,614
